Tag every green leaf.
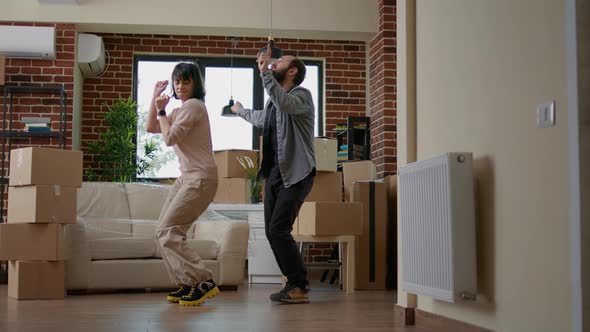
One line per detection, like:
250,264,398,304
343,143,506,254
84,97,155,182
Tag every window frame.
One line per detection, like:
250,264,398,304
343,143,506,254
132,54,264,149
131,54,324,177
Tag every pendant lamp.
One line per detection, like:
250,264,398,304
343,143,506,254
221,38,238,117
259,0,283,59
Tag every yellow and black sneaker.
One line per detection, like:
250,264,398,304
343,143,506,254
166,286,191,303
178,279,220,306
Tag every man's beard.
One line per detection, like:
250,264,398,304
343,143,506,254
272,67,288,84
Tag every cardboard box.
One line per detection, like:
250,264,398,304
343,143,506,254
213,178,250,204
384,175,398,289
8,185,77,224
0,55,5,86
352,181,388,290
314,137,338,172
9,147,83,187
8,261,65,300
0,224,64,261
214,149,258,178
297,202,362,236
305,171,343,202
342,160,376,202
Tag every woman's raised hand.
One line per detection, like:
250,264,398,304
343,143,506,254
153,80,169,98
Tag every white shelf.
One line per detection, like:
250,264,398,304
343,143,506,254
205,203,281,284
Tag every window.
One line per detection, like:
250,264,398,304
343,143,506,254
135,60,183,178
205,66,255,150
262,63,322,136
133,55,323,179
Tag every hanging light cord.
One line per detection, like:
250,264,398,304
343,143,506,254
230,38,235,98
269,0,273,37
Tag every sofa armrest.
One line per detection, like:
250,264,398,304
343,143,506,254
194,220,250,286
64,217,92,290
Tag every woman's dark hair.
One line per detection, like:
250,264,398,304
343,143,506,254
171,62,206,100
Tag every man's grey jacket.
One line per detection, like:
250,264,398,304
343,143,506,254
237,71,316,188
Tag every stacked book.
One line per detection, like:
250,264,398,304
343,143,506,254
21,117,51,133
338,144,365,162
338,144,349,163
353,144,365,160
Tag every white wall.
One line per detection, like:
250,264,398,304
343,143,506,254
0,0,378,41
410,0,571,331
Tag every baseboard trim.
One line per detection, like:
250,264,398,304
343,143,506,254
67,285,239,296
67,288,158,295
394,304,492,331
394,304,415,325
415,309,493,332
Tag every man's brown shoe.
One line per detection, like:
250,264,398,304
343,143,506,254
270,284,309,304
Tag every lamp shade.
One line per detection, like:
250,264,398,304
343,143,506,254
259,39,283,59
221,98,237,117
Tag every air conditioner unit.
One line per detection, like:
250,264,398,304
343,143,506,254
77,33,106,78
0,26,56,59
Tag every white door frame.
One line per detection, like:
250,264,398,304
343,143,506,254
566,0,588,331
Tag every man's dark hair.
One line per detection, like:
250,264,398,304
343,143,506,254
289,58,307,86
171,62,206,100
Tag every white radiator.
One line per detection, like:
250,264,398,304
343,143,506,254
399,152,477,303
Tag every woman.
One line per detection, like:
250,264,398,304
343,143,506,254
146,63,219,306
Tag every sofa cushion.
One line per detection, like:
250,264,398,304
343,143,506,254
132,219,197,240
89,237,155,260
131,220,157,238
77,182,131,219
125,183,170,220
154,239,218,260
81,217,133,240
197,208,233,221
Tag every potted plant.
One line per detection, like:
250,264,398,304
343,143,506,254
85,97,157,182
237,155,262,204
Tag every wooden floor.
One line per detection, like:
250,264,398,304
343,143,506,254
0,282,445,332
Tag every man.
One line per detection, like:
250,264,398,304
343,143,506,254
231,45,316,304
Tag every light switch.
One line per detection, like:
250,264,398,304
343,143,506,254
536,101,555,128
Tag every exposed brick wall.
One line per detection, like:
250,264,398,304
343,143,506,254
0,20,397,265
79,33,369,265
369,0,397,178
81,34,367,170
0,22,76,149
304,243,338,263
0,22,77,216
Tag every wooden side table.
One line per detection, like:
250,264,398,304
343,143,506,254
294,234,356,294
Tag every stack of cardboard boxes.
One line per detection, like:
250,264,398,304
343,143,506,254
294,138,363,237
344,160,392,290
0,147,82,300
213,149,259,204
